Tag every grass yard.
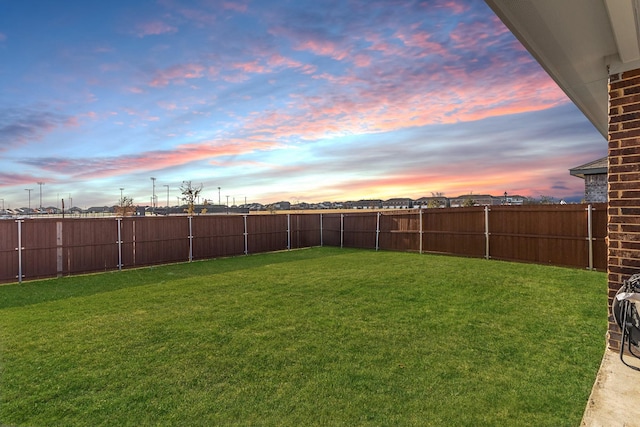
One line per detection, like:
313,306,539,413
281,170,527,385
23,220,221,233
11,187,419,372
0,247,607,426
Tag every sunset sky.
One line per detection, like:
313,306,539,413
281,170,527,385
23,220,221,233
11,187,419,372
0,0,606,209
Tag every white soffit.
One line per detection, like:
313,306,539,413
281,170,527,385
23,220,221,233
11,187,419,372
484,0,628,138
604,0,640,64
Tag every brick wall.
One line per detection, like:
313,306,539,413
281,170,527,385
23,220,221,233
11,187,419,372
608,68,640,351
585,174,607,203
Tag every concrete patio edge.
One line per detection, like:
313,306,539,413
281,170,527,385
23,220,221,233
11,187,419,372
581,348,640,426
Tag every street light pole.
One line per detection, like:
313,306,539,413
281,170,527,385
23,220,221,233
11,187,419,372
120,188,124,204
164,184,169,215
25,188,33,216
150,177,156,215
37,182,44,210
218,187,221,206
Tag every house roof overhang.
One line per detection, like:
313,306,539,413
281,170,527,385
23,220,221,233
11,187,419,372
569,157,609,178
484,0,640,139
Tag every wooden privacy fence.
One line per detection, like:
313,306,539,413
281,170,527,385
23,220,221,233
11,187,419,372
0,204,606,284
321,204,607,270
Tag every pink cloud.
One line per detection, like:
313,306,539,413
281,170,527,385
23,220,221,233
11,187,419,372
222,2,247,13
149,63,205,87
30,138,285,180
353,54,371,68
135,21,178,37
0,172,45,187
267,54,316,73
450,20,509,50
293,38,349,61
157,101,178,110
233,60,267,74
65,116,80,127
226,54,317,81
364,32,438,61
325,160,583,201
237,54,568,144
435,0,470,15
395,29,448,57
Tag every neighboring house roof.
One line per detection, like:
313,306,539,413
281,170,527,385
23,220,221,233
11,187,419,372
384,198,413,202
484,0,639,138
569,157,608,179
451,194,493,200
415,196,447,201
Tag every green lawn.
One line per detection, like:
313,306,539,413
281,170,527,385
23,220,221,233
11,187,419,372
0,247,607,426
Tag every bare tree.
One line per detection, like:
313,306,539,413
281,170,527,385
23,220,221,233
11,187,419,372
115,196,135,216
180,181,203,215
428,192,445,208
462,196,475,207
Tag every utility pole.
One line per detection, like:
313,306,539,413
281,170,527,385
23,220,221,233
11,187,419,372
25,188,33,215
164,184,169,215
120,188,124,204
37,182,44,209
218,187,221,206
150,177,156,215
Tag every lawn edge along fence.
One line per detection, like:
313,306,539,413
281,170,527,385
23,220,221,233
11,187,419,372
0,203,606,283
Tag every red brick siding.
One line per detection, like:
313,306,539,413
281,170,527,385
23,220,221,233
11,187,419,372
608,68,640,350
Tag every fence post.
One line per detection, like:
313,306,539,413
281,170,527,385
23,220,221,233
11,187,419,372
287,213,291,250
320,213,323,247
340,214,344,248
116,217,123,271
376,212,380,251
243,215,249,255
188,216,193,262
57,221,64,276
15,220,24,283
484,206,490,260
419,209,423,254
587,204,593,270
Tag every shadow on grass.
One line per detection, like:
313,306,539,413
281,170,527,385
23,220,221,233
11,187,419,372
0,246,352,310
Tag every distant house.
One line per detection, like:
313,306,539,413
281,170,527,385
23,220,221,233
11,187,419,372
414,196,449,208
87,206,113,214
274,201,291,210
503,195,527,205
449,194,501,207
569,157,607,203
382,198,413,209
246,203,265,211
350,199,383,209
